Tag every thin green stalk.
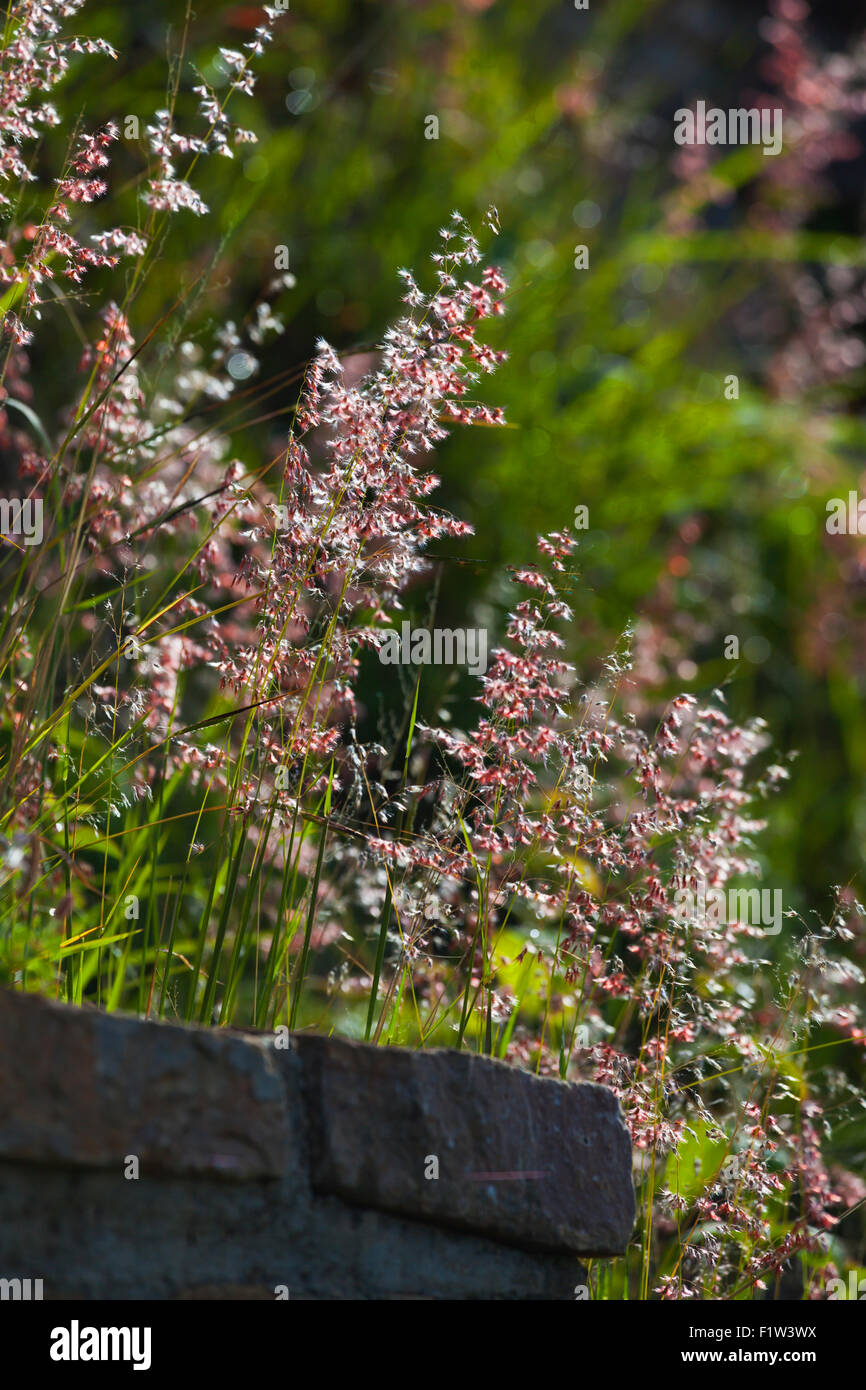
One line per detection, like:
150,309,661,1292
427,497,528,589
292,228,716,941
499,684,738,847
288,761,334,1031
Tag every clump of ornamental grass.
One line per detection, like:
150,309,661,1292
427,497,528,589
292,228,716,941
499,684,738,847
0,0,862,1301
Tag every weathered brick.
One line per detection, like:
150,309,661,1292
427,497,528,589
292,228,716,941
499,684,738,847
292,1034,634,1255
0,990,291,1180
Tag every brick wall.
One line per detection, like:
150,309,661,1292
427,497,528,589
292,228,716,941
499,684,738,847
0,991,634,1300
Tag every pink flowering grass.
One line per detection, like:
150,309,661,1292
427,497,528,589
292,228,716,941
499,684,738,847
0,0,862,1301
